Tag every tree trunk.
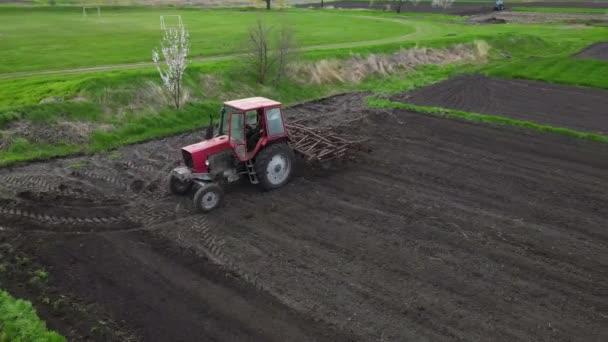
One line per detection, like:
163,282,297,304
176,78,181,109
321,0,324,8
266,0,270,10
261,43,267,84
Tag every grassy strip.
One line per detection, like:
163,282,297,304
0,142,83,166
512,7,608,15
482,33,608,90
0,289,65,342
483,54,608,90
367,98,608,143
0,100,220,166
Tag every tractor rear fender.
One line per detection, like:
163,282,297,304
249,136,290,160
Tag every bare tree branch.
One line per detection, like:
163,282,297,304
245,19,296,84
276,24,295,82
247,20,274,84
392,0,420,14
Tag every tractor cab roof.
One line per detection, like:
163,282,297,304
224,97,281,111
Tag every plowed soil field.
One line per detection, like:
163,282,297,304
393,75,608,134
0,93,607,341
576,42,608,61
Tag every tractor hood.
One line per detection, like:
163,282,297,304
182,135,231,173
183,135,230,154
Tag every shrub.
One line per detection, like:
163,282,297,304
0,289,65,342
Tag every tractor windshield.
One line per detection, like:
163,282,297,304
219,106,234,136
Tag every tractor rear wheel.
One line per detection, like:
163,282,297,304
169,174,192,195
193,183,224,212
255,142,295,191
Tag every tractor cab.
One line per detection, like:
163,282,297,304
220,97,289,162
170,97,295,212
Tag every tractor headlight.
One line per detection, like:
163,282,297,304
205,159,210,166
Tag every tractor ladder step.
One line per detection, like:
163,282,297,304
245,160,259,184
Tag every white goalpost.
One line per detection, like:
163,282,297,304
82,6,101,17
160,15,183,31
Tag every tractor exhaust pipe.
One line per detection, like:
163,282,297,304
204,114,214,140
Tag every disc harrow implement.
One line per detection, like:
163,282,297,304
286,122,365,162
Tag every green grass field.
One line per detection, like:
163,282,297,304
0,7,414,73
0,290,65,342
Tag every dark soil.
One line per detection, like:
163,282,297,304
392,74,608,134
1,90,607,341
575,41,608,61
0,234,136,341
297,1,608,15
479,17,507,24
11,230,348,342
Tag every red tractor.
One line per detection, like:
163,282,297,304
169,97,295,212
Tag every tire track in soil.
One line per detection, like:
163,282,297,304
0,92,607,341
17,229,348,342
203,98,607,341
0,136,341,340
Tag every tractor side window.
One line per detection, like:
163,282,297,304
230,113,245,144
266,107,285,136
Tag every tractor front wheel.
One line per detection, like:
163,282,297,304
169,174,193,195
255,142,295,191
193,183,224,212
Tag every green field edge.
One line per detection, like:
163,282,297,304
0,101,220,166
367,98,608,143
0,289,65,342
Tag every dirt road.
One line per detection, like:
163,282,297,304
467,10,608,24
299,1,493,15
0,92,607,341
393,74,608,133
298,1,608,14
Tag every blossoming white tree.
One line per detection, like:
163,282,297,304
432,0,455,9
152,22,190,109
